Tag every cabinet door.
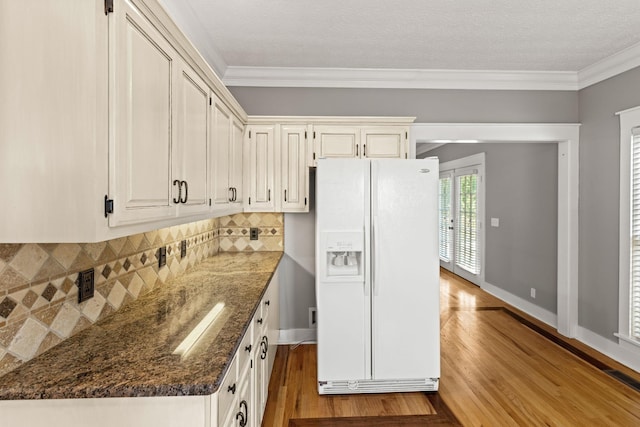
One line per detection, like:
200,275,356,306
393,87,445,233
230,118,245,206
174,62,209,215
280,125,309,212
265,267,280,379
313,126,361,164
211,97,232,211
245,125,276,212
362,126,408,159
110,0,177,226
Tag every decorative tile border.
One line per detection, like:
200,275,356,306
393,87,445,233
0,212,284,377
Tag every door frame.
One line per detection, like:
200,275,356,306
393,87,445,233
411,123,579,338
439,153,486,286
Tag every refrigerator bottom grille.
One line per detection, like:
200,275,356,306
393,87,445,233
318,378,439,395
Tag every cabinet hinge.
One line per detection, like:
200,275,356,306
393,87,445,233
104,0,114,15
104,195,114,218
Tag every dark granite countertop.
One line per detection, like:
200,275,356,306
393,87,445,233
0,252,282,400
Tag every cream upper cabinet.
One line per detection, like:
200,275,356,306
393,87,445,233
313,125,409,164
230,118,245,207
109,0,178,227
362,126,408,159
211,97,233,211
279,125,310,212
173,61,210,216
0,0,108,242
313,126,361,160
211,96,244,215
245,125,276,212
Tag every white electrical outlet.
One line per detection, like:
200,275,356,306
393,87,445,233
309,307,317,328
530,288,536,299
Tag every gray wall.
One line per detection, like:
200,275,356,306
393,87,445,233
230,87,579,123
578,66,640,339
424,143,558,313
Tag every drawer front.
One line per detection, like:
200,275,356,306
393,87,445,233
218,354,239,426
238,322,253,374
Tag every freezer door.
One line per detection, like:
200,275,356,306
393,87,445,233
316,159,372,383
371,159,440,380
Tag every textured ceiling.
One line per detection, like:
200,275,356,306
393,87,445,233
160,0,640,73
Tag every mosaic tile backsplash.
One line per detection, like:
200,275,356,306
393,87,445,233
0,213,283,377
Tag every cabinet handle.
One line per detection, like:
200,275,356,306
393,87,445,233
233,187,237,202
180,180,188,203
265,300,270,306
356,145,359,157
268,189,271,202
172,180,182,204
260,336,268,360
245,344,252,352
363,144,366,157
257,318,263,325
227,383,236,394
235,411,246,427
237,400,248,427
228,187,233,202
284,189,287,202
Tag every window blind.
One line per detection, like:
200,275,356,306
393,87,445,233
631,131,640,340
455,173,479,274
439,177,452,262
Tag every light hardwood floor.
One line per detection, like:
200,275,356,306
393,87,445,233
262,269,640,426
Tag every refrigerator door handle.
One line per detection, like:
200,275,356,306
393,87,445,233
364,225,370,297
372,215,379,296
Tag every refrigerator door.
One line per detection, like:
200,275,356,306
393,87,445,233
371,159,440,380
316,159,372,383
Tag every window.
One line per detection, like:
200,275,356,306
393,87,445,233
439,176,452,262
455,172,479,275
617,107,640,348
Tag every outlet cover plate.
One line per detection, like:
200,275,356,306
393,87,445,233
250,228,259,240
158,246,167,268
77,268,95,303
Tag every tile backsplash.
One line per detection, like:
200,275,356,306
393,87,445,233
0,213,283,377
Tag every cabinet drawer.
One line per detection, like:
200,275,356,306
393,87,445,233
218,353,239,426
238,322,253,374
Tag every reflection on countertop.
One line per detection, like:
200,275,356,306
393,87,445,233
0,251,282,400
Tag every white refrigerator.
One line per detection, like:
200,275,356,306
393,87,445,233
315,158,440,394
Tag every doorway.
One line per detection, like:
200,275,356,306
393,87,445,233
438,154,485,285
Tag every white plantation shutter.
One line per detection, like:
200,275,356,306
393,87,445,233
455,172,480,274
439,177,452,262
631,130,640,340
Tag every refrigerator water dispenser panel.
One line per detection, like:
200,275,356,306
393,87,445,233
321,231,364,281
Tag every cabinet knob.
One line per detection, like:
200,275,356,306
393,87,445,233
265,300,270,306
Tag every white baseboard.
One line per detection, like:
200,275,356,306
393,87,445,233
481,281,558,327
278,328,317,345
576,326,640,372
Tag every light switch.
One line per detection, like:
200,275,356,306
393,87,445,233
491,218,500,227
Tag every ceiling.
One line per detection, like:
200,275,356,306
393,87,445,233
159,0,640,90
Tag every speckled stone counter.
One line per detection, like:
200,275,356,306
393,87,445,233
0,252,282,400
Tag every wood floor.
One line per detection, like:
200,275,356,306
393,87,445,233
262,270,640,426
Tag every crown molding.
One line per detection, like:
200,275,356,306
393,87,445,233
223,66,579,91
578,41,640,90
